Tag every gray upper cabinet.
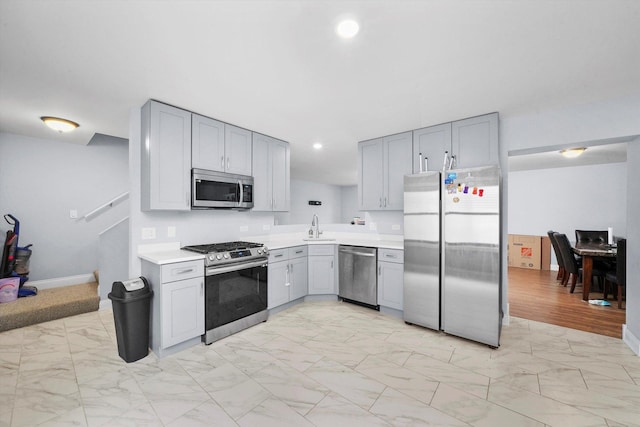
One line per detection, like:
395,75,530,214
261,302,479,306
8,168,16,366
383,131,413,210
452,113,499,169
224,124,252,176
411,113,499,172
358,138,384,210
192,114,252,175
358,132,412,211
141,100,192,211
192,114,225,171
412,123,452,173
252,133,290,212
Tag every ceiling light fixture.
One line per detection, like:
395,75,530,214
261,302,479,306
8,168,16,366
336,19,359,39
560,147,586,158
40,116,79,133
313,143,323,150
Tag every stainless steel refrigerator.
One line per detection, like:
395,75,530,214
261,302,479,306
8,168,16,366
403,165,502,347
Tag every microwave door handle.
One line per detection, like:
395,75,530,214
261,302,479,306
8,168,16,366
238,180,243,206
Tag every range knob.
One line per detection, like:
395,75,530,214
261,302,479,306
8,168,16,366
263,246,269,255
216,254,222,260
257,248,263,255
208,255,215,261
223,253,229,259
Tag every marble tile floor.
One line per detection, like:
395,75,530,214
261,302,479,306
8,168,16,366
1,301,640,427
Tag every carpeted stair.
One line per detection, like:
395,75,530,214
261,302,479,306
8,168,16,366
0,282,99,332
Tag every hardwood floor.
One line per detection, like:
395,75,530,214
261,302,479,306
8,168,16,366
508,267,626,338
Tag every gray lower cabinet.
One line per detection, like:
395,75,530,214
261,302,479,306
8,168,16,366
141,100,192,211
141,259,205,357
412,113,499,173
268,246,308,309
308,245,336,294
252,133,290,212
358,131,413,211
377,248,404,310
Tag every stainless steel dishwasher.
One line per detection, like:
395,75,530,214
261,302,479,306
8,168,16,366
338,245,378,309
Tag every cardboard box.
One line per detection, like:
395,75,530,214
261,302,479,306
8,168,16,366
508,235,542,270
541,236,551,270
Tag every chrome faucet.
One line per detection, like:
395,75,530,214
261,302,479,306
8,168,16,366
311,214,322,238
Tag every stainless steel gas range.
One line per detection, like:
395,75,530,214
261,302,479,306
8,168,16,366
182,241,269,344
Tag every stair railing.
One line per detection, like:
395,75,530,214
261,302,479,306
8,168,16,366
82,192,129,221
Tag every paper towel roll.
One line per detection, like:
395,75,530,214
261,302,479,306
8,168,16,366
608,227,613,245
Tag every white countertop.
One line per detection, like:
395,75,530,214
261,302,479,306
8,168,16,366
138,233,403,265
139,248,205,265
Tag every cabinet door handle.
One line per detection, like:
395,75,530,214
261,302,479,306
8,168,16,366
227,157,230,170
220,156,224,169
385,254,397,259
384,197,387,207
286,264,290,286
175,268,194,275
330,260,333,269
379,197,382,207
379,265,382,275
274,253,284,258
200,281,204,296
273,198,276,208
295,250,303,254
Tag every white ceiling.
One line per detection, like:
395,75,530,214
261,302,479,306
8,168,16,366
1,1,639,185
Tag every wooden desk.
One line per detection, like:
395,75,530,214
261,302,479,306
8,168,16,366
572,244,617,301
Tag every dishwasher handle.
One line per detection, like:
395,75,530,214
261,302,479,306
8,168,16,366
339,248,376,257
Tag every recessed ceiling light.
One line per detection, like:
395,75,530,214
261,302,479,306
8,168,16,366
313,143,323,150
560,147,586,158
336,19,359,39
41,116,79,132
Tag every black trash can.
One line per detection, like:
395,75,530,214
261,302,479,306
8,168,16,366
108,277,153,363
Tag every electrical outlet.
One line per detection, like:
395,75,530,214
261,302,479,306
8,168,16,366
69,209,78,219
167,226,176,238
239,225,249,232
142,227,156,240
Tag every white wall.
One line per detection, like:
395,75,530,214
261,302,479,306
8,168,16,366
0,132,129,281
275,179,343,226
509,162,627,266
341,185,358,223
625,139,640,352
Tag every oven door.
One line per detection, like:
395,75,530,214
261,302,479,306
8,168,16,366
205,259,267,331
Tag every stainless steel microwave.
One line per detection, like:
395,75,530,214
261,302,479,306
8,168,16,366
192,169,254,209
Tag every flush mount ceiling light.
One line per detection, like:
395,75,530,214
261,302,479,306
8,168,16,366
560,147,586,158
40,116,79,133
313,143,323,150
336,19,360,39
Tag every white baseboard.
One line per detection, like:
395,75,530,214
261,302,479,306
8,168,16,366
623,324,640,356
503,303,510,326
27,273,96,290
99,299,113,311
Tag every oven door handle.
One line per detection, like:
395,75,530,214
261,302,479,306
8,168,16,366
238,180,243,206
206,259,267,276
